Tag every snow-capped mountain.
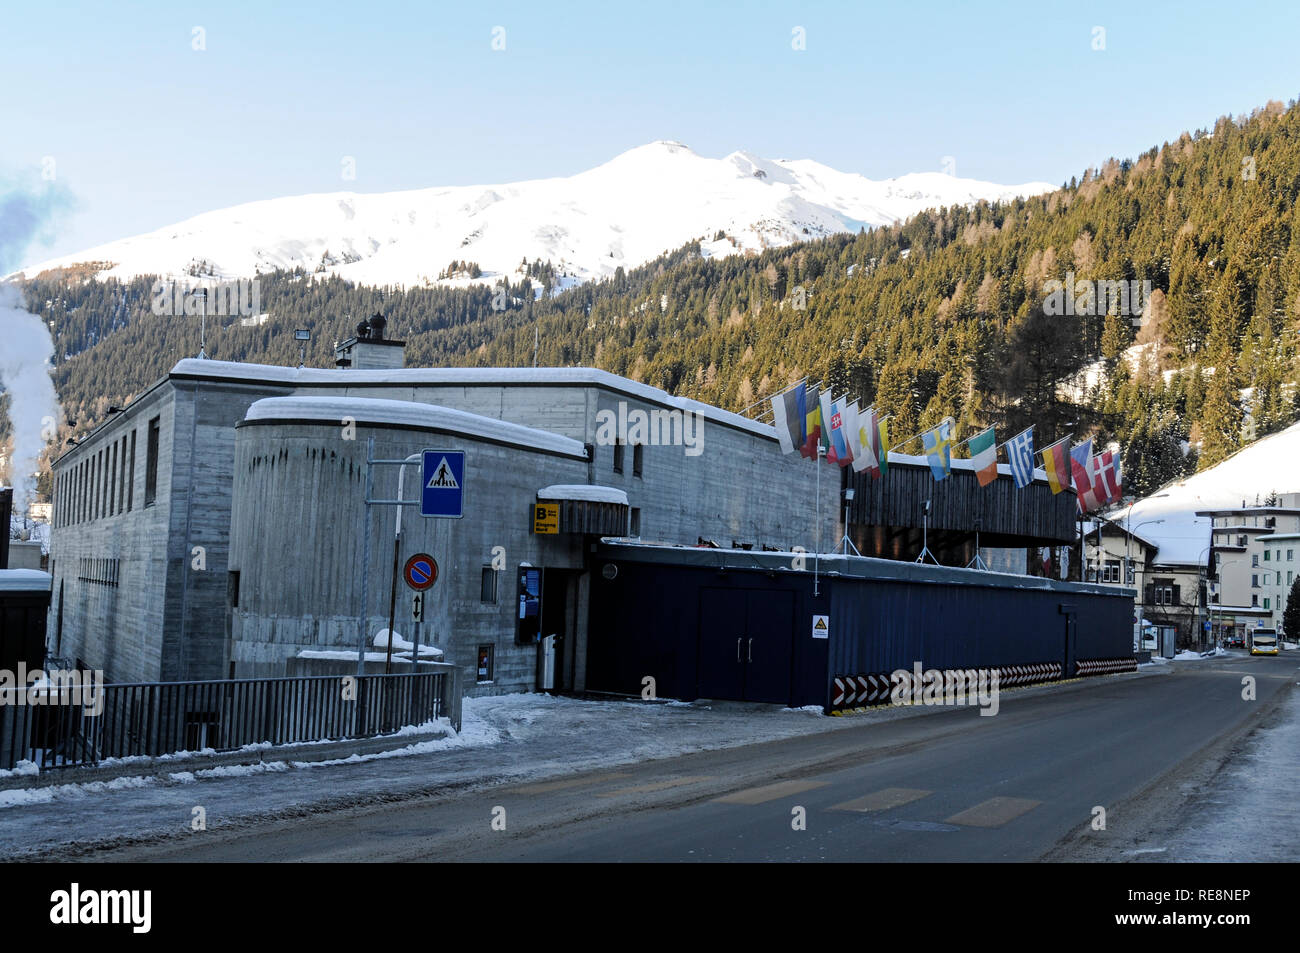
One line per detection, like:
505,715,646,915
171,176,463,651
11,141,1056,289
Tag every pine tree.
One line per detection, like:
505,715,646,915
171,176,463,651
1284,576,1300,642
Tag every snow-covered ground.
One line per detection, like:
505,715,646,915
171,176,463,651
10,141,1054,290
1127,687,1300,861
0,693,870,855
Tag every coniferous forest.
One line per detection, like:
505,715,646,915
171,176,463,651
10,100,1300,502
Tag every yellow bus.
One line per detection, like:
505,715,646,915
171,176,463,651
1249,628,1279,656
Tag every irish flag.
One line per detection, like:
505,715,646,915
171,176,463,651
1041,437,1072,495
969,427,998,487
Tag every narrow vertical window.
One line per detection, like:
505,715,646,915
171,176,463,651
145,417,160,506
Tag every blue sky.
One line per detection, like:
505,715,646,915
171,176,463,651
5,0,1300,263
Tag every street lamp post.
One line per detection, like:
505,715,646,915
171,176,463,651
1126,516,1165,652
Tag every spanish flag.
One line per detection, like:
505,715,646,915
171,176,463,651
1041,437,1073,495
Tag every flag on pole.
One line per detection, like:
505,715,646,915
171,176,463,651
1041,437,1072,495
770,386,802,455
800,384,821,459
1098,450,1122,504
877,416,890,475
969,426,998,487
1006,427,1035,489
1107,451,1123,502
853,406,879,474
922,419,954,482
1071,440,1099,511
844,401,865,468
818,389,837,463
829,395,853,467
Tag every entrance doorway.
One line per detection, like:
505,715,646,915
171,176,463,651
696,588,796,704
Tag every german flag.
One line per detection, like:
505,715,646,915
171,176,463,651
1041,437,1073,495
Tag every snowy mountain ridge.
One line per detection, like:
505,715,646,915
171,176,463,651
11,141,1056,290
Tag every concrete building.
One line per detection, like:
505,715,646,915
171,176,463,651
47,318,1116,697
47,324,839,690
1201,495,1300,637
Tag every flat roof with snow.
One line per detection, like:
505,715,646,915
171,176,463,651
241,395,587,458
174,358,775,441
0,569,52,592
537,485,629,505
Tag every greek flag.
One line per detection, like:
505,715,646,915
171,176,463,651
1006,426,1035,489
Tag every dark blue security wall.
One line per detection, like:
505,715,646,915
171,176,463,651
586,559,828,705
828,573,1133,679
586,545,1133,709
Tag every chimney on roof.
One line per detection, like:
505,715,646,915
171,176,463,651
334,312,405,370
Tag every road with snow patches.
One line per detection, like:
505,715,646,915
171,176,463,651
14,651,1291,863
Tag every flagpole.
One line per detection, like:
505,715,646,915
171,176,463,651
814,443,821,597
739,377,809,418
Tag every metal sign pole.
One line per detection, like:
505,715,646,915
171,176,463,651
357,437,375,677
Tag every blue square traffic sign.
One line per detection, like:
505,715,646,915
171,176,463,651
421,450,465,518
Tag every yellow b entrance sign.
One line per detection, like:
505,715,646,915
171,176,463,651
532,503,560,535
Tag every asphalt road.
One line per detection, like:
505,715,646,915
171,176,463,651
92,652,1298,862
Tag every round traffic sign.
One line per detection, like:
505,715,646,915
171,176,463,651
404,553,438,591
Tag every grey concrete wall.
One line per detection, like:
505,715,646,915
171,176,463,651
228,419,590,695
50,361,839,692
295,380,837,551
47,385,177,682
49,376,292,682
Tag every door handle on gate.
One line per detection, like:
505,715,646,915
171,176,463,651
748,638,752,662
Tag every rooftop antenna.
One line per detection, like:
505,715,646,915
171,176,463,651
196,287,208,359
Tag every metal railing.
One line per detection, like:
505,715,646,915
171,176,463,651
1,670,454,772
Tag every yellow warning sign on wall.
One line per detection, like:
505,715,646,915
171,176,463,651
532,503,560,535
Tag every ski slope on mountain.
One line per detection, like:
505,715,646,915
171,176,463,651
1117,420,1300,565
11,141,1056,289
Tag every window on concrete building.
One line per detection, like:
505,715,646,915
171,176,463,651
476,644,495,683
629,507,641,537
1238,535,1247,547
1102,560,1121,583
1289,549,1295,561
480,567,498,603
632,442,643,477
228,571,240,608
1264,550,1271,561
127,429,136,511
145,416,160,505
118,435,128,513
1252,594,1259,607
1264,598,1271,610
108,441,117,517
612,439,624,474
1252,554,1259,567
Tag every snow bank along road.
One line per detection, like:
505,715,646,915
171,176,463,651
1,652,1290,862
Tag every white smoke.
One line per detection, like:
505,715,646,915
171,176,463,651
0,283,61,511
1,178,71,513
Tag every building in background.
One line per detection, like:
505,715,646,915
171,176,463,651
1200,495,1300,640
